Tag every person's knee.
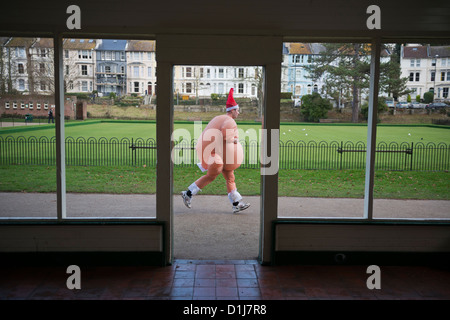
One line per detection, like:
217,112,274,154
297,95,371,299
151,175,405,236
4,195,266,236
208,164,223,177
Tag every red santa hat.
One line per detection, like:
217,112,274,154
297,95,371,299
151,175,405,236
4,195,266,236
226,88,239,112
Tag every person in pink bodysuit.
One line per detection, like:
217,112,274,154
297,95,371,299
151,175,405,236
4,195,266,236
181,88,250,214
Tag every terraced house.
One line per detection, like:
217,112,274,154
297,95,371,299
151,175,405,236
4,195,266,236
1,37,53,94
401,44,450,101
281,42,325,105
95,39,127,97
126,40,157,97
63,39,96,94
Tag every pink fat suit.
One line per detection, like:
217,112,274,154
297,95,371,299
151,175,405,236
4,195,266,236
193,88,244,196
195,114,244,193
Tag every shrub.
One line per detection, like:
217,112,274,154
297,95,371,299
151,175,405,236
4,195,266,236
423,91,434,103
280,92,292,99
211,93,224,100
300,92,332,122
360,97,388,121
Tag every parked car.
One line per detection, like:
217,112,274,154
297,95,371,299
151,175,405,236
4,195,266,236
426,102,448,109
397,102,411,108
385,100,395,108
409,102,426,109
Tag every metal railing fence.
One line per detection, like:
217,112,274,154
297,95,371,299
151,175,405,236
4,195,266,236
0,136,449,171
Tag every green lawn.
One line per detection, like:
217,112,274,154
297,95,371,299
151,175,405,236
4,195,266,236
1,120,449,145
0,165,448,200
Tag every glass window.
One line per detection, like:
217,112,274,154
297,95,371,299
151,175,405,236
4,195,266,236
63,38,157,219
0,37,56,219
185,67,192,78
373,42,450,220
18,79,25,90
278,42,372,218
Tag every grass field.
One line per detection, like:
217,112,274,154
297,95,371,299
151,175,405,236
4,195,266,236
0,165,448,200
1,120,449,145
0,120,448,200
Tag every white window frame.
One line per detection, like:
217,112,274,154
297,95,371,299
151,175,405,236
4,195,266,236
81,81,88,92
81,65,88,76
18,79,25,90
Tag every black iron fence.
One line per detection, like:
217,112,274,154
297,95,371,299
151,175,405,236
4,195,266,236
0,135,449,171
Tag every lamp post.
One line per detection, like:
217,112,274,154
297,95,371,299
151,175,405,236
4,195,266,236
433,54,439,101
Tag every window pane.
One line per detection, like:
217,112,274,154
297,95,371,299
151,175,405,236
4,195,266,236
278,42,372,218
0,37,57,218
373,43,450,220
63,38,157,218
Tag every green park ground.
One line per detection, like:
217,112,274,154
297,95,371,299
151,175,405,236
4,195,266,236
0,109,449,200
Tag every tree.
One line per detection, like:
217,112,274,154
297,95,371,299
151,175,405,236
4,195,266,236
305,43,406,123
253,66,264,119
304,43,371,123
300,92,332,122
379,51,410,100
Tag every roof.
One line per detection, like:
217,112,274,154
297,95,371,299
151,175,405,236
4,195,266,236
33,38,53,48
0,37,10,45
4,37,35,47
288,43,312,54
403,46,428,59
310,43,326,54
429,46,450,58
126,40,155,52
96,39,127,51
63,39,96,50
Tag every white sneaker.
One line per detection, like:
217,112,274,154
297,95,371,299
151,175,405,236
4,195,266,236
181,191,192,208
232,202,250,214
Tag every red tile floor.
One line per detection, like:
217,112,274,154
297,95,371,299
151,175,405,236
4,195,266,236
1,259,450,300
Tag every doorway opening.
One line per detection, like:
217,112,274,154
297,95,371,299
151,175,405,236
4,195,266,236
172,65,264,260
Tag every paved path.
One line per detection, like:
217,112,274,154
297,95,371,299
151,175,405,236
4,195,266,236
1,193,448,260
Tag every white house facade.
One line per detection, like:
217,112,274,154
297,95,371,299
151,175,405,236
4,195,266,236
126,40,157,96
400,44,450,101
63,39,96,94
173,66,261,99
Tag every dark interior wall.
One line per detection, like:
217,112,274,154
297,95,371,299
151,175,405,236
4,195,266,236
1,0,449,39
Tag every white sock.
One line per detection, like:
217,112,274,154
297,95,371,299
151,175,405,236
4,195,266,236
228,189,243,205
188,182,201,196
